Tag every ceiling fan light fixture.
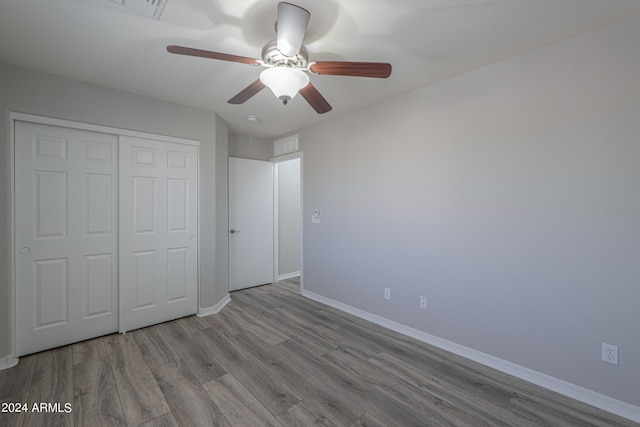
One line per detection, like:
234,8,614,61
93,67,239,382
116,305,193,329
260,67,309,104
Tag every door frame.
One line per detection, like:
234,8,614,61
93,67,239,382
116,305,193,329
271,151,303,291
6,111,200,367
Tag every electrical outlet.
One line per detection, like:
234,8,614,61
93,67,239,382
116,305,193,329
602,343,618,365
384,288,391,300
419,296,428,310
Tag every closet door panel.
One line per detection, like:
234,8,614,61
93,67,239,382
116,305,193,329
83,253,114,317
119,136,198,333
15,122,118,356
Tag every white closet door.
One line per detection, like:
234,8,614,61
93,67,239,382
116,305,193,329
15,122,118,356
119,136,198,332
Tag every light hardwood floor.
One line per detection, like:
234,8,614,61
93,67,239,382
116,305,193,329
1,279,637,426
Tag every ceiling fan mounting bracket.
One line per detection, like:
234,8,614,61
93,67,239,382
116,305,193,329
261,40,308,68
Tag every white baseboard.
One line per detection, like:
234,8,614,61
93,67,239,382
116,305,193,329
277,271,301,282
302,289,640,424
197,294,231,317
0,354,19,371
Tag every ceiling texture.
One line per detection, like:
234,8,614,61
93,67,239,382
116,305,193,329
1,0,640,138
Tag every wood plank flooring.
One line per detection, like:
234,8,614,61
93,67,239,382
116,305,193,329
1,279,637,426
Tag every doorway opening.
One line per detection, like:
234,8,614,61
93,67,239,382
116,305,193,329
273,153,302,291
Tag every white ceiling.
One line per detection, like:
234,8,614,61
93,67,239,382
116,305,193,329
1,0,640,138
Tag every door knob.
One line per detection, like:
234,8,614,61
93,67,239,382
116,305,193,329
19,247,31,254
230,229,242,234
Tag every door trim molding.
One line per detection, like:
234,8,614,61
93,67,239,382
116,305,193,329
6,112,17,369
7,111,200,362
9,112,199,146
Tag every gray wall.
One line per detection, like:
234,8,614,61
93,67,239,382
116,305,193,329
228,132,272,160
0,62,229,360
296,17,640,406
277,158,301,277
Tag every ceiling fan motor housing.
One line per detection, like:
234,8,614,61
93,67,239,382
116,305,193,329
262,40,308,68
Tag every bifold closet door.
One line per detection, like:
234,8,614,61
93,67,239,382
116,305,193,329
15,122,119,356
119,136,198,333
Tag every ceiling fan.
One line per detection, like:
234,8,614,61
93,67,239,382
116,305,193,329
167,2,392,114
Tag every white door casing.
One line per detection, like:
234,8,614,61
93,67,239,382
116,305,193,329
228,157,274,291
15,122,119,356
119,136,198,332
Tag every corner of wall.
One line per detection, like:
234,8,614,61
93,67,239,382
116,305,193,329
214,115,230,305
198,293,231,318
0,354,18,371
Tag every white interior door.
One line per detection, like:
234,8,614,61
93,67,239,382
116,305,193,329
15,121,118,356
119,136,198,333
229,157,274,291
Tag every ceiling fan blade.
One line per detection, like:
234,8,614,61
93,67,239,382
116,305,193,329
299,82,332,114
167,45,260,65
310,61,392,78
276,2,310,57
228,80,266,104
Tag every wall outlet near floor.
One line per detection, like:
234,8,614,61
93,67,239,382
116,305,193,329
419,296,428,310
384,288,391,300
602,343,618,365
